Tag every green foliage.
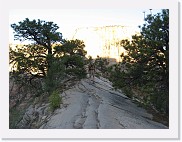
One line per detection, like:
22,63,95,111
11,18,62,45
10,18,87,95
109,10,169,114
49,90,62,111
95,56,109,73
62,55,87,79
122,86,133,98
54,39,87,80
10,18,63,77
44,42,87,94
44,58,66,94
54,39,87,57
10,44,48,77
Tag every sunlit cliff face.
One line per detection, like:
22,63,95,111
72,25,138,62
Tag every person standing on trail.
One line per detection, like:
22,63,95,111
88,61,95,83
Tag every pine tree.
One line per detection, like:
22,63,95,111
10,18,63,77
109,10,169,114
10,18,87,94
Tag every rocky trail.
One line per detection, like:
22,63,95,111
36,77,168,129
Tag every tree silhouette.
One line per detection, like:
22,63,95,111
54,39,87,57
10,18,63,76
10,18,87,94
10,19,87,78
109,10,169,114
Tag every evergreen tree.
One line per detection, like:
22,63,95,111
10,18,87,94
10,18,63,77
109,10,169,114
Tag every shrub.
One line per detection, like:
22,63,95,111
49,90,62,111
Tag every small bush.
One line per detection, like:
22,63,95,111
49,90,62,111
122,86,133,98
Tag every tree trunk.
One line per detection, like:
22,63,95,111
46,45,53,75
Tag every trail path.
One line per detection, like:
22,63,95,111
41,77,168,129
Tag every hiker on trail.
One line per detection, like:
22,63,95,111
88,61,95,83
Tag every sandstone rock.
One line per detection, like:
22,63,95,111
15,77,168,129
42,77,168,129
42,116,47,120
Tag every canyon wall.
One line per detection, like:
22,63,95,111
73,25,138,62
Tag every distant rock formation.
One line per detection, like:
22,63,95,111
72,25,138,62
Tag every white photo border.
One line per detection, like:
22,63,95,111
0,0,179,139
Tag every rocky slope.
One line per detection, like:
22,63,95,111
18,77,168,129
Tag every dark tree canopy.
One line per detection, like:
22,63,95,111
11,18,63,75
9,18,88,128
11,18,62,48
109,9,169,114
54,39,87,57
10,44,48,77
10,18,87,80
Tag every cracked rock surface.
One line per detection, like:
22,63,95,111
41,77,168,129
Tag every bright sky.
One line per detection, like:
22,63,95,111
9,9,162,44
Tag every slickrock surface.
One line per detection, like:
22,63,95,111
40,77,168,129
